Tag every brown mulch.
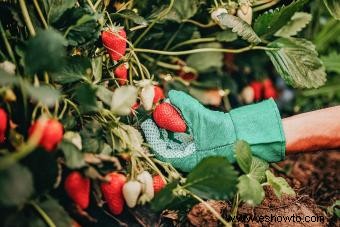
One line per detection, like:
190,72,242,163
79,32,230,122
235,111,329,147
185,151,339,227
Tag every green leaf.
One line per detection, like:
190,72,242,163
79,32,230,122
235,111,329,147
4,196,72,226
186,43,224,73
57,8,101,46
34,197,73,226
151,182,177,211
74,83,98,113
265,170,295,198
238,175,265,206
275,12,312,38
25,84,60,107
314,19,340,52
327,200,340,217
215,30,238,42
0,69,19,85
41,0,76,24
111,85,138,115
96,85,114,106
51,56,91,84
254,0,308,38
321,52,340,73
184,157,238,200
217,13,261,44
249,157,269,183
23,28,67,75
0,163,34,207
324,0,340,20
121,125,144,151
234,140,252,174
59,140,86,169
266,37,326,88
164,0,200,22
110,9,148,25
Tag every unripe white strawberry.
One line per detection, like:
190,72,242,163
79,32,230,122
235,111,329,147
122,180,142,208
0,61,16,75
137,171,154,204
211,8,228,22
237,6,252,25
240,86,255,104
141,84,155,111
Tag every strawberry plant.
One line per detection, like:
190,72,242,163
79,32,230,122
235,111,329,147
0,0,339,226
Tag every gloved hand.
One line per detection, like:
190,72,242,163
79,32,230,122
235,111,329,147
141,90,286,172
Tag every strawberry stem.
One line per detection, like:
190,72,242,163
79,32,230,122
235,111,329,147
19,0,36,36
0,21,17,66
253,0,280,12
170,37,217,50
182,19,217,28
186,190,232,227
133,0,175,46
30,201,56,227
132,45,277,55
140,54,197,74
33,0,48,28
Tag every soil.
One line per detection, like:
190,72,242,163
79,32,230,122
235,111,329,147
186,150,340,227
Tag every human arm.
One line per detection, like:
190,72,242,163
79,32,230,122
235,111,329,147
283,106,340,153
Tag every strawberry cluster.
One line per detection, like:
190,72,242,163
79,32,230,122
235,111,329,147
64,170,166,215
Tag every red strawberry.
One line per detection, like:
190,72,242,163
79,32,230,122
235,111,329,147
64,171,90,209
250,81,263,101
101,172,126,215
179,72,198,81
263,79,278,99
114,64,128,85
153,103,186,133
153,175,166,193
153,86,165,104
28,119,63,152
102,28,126,61
0,108,7,143
131,102,140,110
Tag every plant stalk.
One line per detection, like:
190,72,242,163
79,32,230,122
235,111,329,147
132,45,271,56
19,0,36,36
30,201,56,227
187,190,232,227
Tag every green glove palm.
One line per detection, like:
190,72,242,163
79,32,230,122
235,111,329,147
141,90,285,172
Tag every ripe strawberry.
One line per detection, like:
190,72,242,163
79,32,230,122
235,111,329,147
64,171,90,209
101,172,126,215
28,119,63,152
0,108,7,143
153,103,186,133
263,79,278,99
250,81,263,102
131,102,140,110
102,27,126,61
153,86,165,104
114,63,128,85
153,175,166,194
179,72,198,81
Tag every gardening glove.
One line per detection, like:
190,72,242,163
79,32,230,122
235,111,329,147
141,90,286,172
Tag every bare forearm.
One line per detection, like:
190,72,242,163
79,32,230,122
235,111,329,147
282,106,340,154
